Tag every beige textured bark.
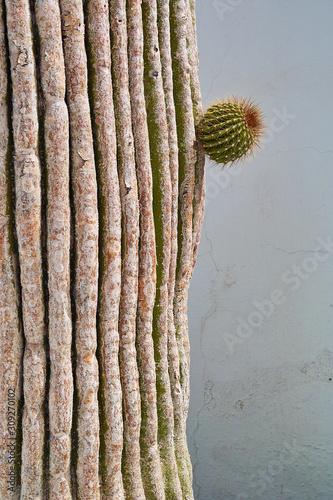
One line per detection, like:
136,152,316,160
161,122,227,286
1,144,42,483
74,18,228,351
0,1,205,496
141,1,185,498
84,1,124,498
156,0,179,321
0,4,22,498
156,1,194,497
170,0,197,418
127,1,165,498
109,1,144,498
4,1,47,497
59,2,100,498
186,0,206,267
35,2,73,498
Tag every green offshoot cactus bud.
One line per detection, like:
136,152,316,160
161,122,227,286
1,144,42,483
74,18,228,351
197,96,265,165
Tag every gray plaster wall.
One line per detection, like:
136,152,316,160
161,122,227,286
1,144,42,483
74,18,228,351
187,1,333,498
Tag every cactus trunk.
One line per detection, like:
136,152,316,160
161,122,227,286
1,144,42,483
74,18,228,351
0,0,205,498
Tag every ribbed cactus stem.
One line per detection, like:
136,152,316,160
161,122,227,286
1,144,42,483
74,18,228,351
0,1,205,498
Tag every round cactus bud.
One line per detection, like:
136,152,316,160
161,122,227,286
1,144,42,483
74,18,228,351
197,96,265,165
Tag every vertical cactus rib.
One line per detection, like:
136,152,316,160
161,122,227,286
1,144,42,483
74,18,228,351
185,0,202,123
4,0,47,497
155,5,181,429
109,1,145,497
59,2,100,498
126,1,165,498
156,2,194,497
34,1,73,498
0,3,23,497
141,1,184,498
156,0,179,324
84,1,125,497
185,0,205,267
170,0,197,418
